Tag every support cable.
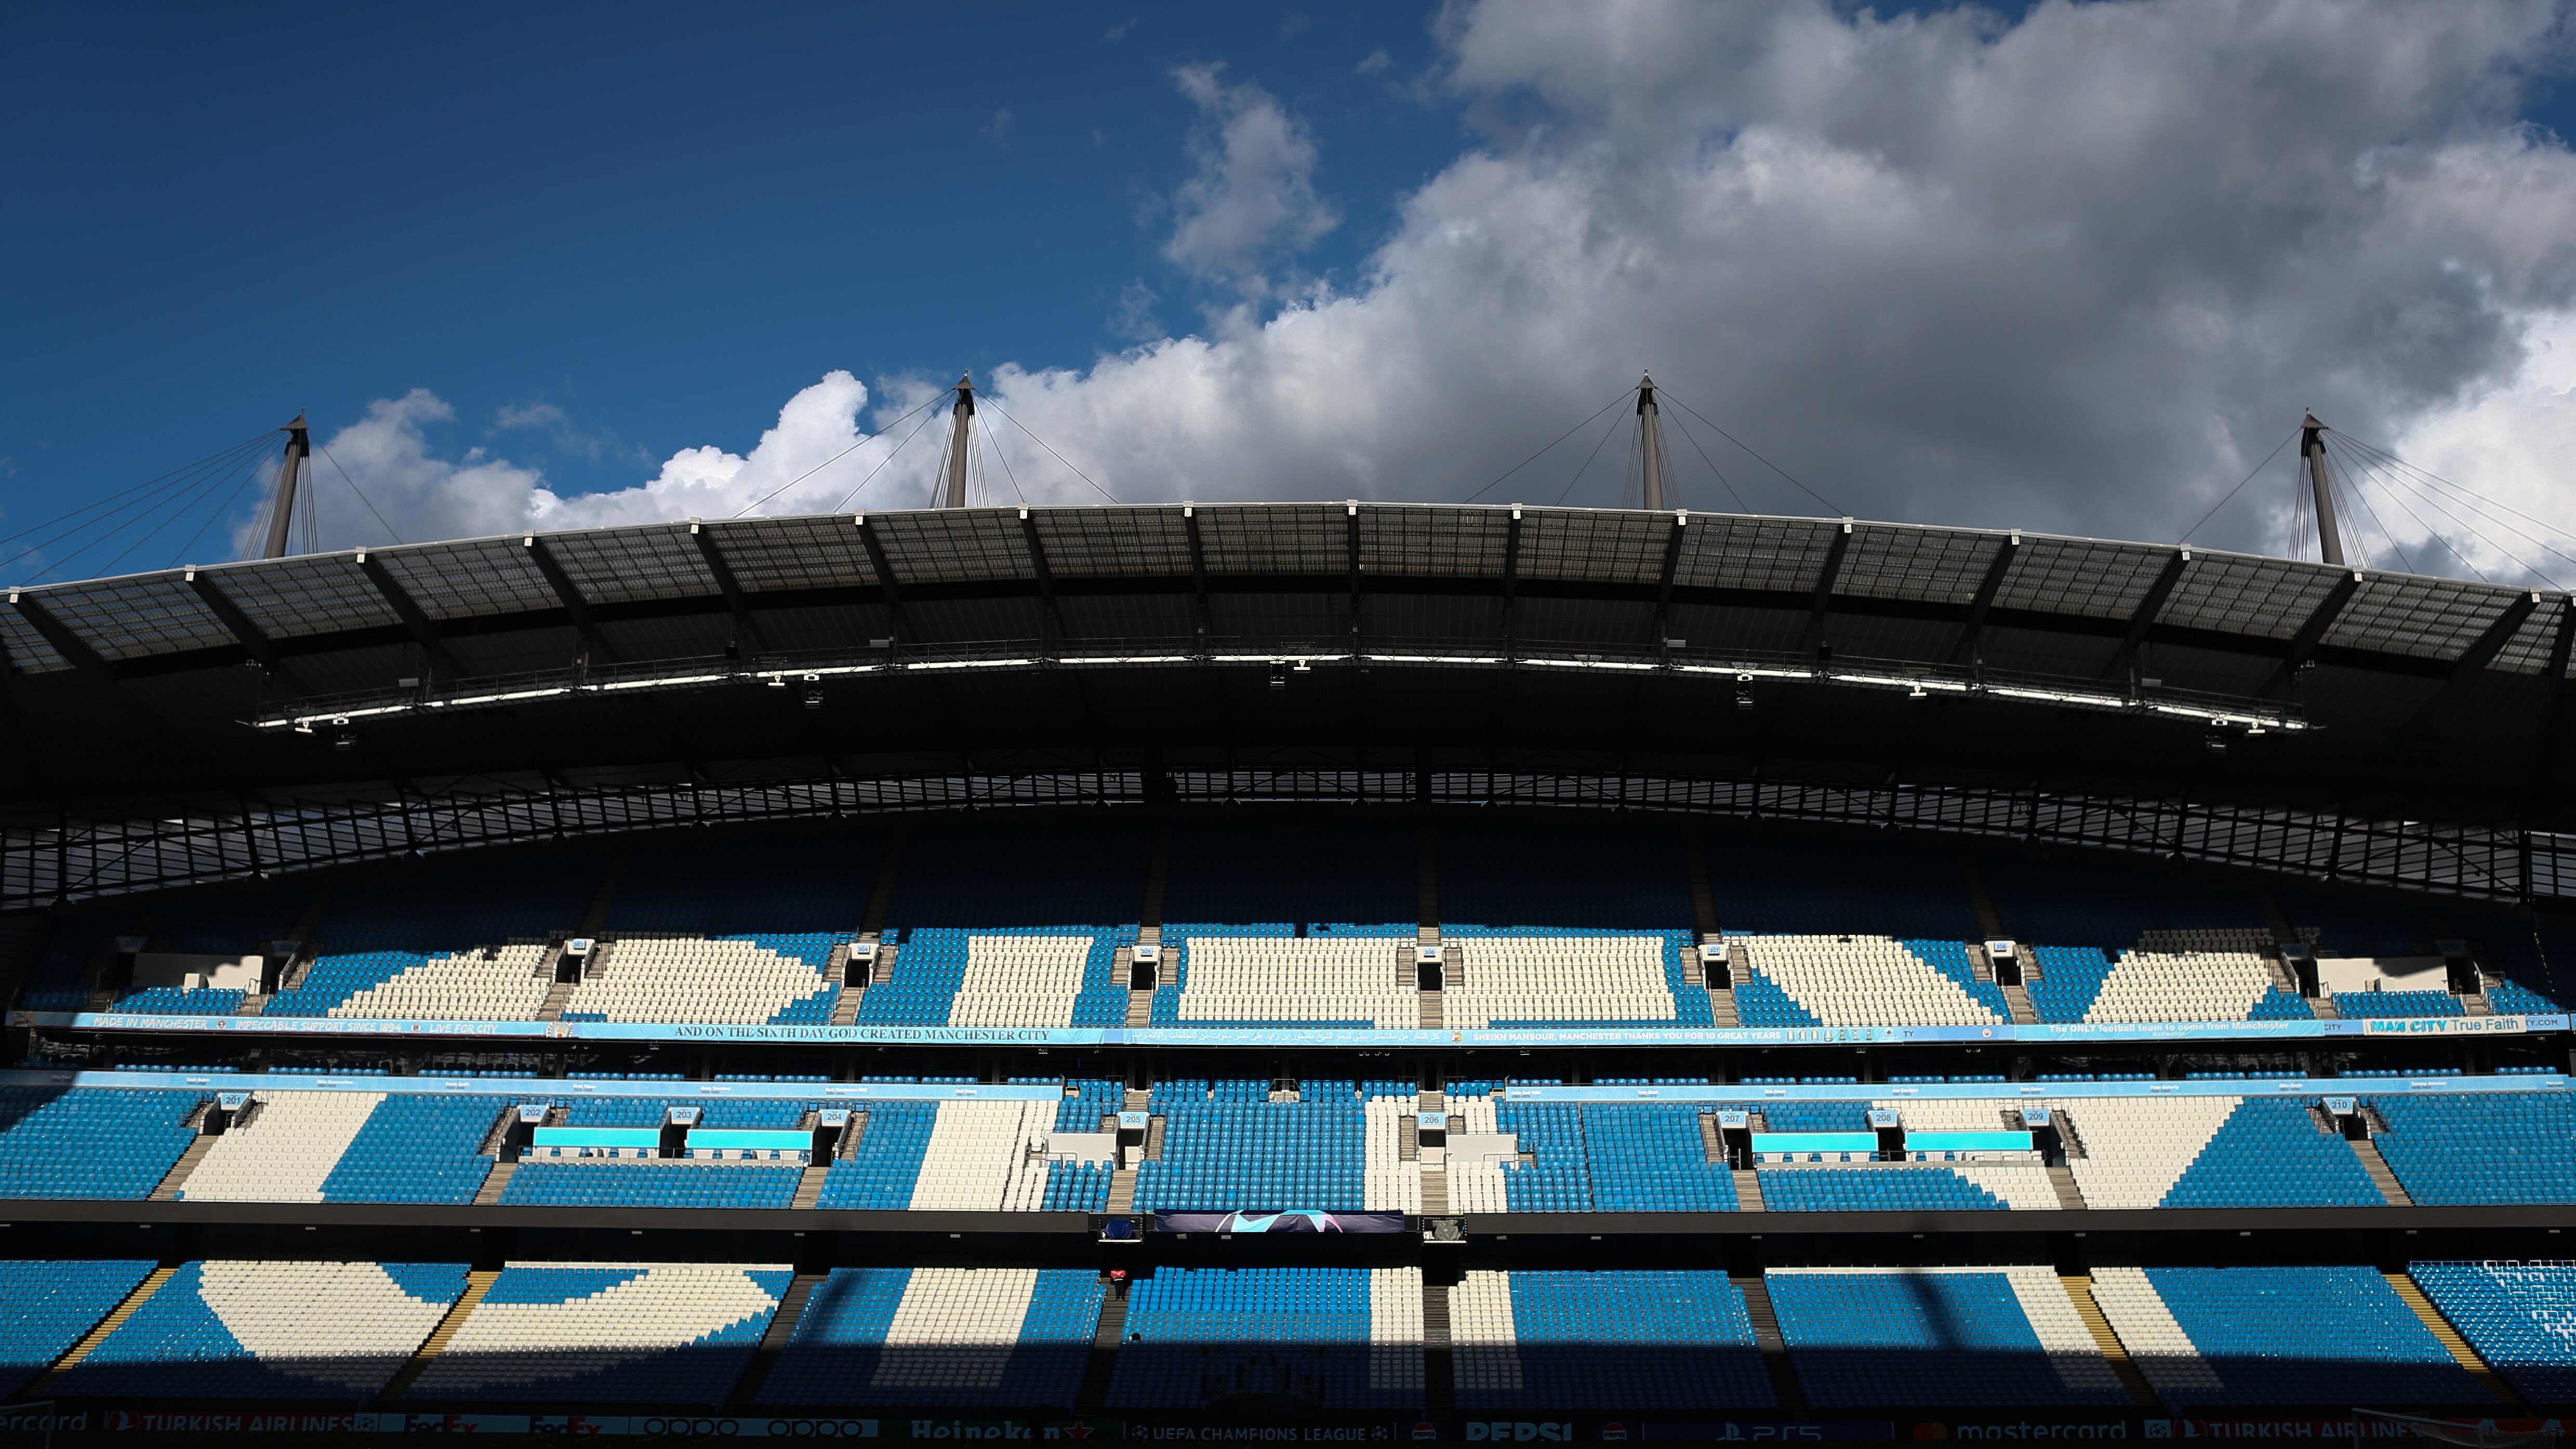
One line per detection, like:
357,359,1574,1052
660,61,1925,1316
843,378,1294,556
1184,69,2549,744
0,430,277,553
2179,429,2299,544
2314,433,2413,576
317,442,406,547
90,443,275,577
982,414,1029,507
975,397,1122,505
2349,441,2560,588
734,389,951,519
1655,388,1843,515
2334,432,2576,578
7,433,279,579
1554,402,1629,505
1459,388,1634,504
1659,405,1752,514
830,400,947,513
2323,434,2486,581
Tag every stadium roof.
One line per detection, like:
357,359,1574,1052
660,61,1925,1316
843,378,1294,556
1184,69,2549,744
3,502,2572,906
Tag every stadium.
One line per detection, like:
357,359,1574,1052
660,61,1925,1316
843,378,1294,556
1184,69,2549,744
3,397,2575,1443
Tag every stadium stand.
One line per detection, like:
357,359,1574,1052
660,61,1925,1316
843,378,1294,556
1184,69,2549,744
1104,1266,1421,1409
264,853,606,1019
407,1262,793,1403
815,1099,1053,1211
1729,935,2006,1028
2024,944,2313,1025
0,1259,155,1399
865,821,1146,1028
1436,822,1706,1029
1161,927,1417,1028
757,1267,1105,1406
1767,1266,2130,1407
1135,1093,1364,1211
1452,1268,1770,1409
2051,1096,2381,1209
0,1087,203,1199
2370,1093,2576,1205
2091,1265,2488,1407
55,1260,468,1400
2408,1260,2576,1405
500,1161,804,1209
563,936,840,1026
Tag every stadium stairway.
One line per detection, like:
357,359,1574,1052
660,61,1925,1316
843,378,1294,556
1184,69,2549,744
1422,1278,1455,1413
2353,1137,2413,1205
23,1265,180,1399
1732,1271,1804,1410
2059,1273,2157,1406
377,1269,499,1405
726,1270,825,1407
2384,1271,2518,1407
149,1124,219,1201
1075,1279,1131,1408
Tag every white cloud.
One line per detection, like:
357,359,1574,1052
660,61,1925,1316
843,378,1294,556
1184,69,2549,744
1161,63,1339,291
313,0,2576,581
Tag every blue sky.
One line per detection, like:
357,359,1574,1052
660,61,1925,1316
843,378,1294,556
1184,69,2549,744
2,5,1455,535
7,2,2576,587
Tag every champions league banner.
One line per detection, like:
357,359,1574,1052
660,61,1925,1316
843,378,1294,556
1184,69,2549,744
1153,1210,1409,1234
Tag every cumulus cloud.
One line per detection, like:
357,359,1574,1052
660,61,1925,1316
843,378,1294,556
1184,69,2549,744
313,0,2576,583
1161,63,1339,291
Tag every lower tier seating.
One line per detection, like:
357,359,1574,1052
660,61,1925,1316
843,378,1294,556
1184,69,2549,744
1104,1266,1422,1409
2409,1260,2576,1405
758,1267,1104,1406
56,1260,468,1400
2091,1265,2486,1407
1452,1269,1771,1408
0,1259,156,1399
408,1262,793,1404
1768,1266,2131,1407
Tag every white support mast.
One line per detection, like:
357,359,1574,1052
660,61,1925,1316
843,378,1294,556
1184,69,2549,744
941,373,975,508
2300,412,2345,566
1637,374,1666,512
261,411,312,560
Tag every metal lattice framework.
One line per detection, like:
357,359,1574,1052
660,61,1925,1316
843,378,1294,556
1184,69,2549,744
3,766,2555,913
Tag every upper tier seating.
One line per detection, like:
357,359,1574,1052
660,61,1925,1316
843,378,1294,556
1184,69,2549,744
0,1087,202,1199
1982,853,2264,950
2277,887,2432,960
408,1261,793,1404
1160,822,1415,928
562,936,839,1026
95,885,310,1015
177,1091,388,1202
2024,945,2313,1025
1704,830,1979,939
606,831,880,937
56,1260,467,1400
2051,1096,2381,1209
2091,1265,2486,1407
1135,1095,1365,1211
2407,1260,2576,1405
1444,929,1708,1029
1451,1269,1770,1408
2368,1093,2576,1205
815,1099,1055,1211
1767,1266,2130,1407
867,820,1147,1029
1104,1266,1421,1410
500,1161,803,1209
266,853,605,1018
16,903,132,1011
1159,928,1417,1028
0,1259,156,1398
756,1267,1106,1406
1730,935,2007,1028
1442,822,1695,932
2463,912,2571,1014
323,945,554,1021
